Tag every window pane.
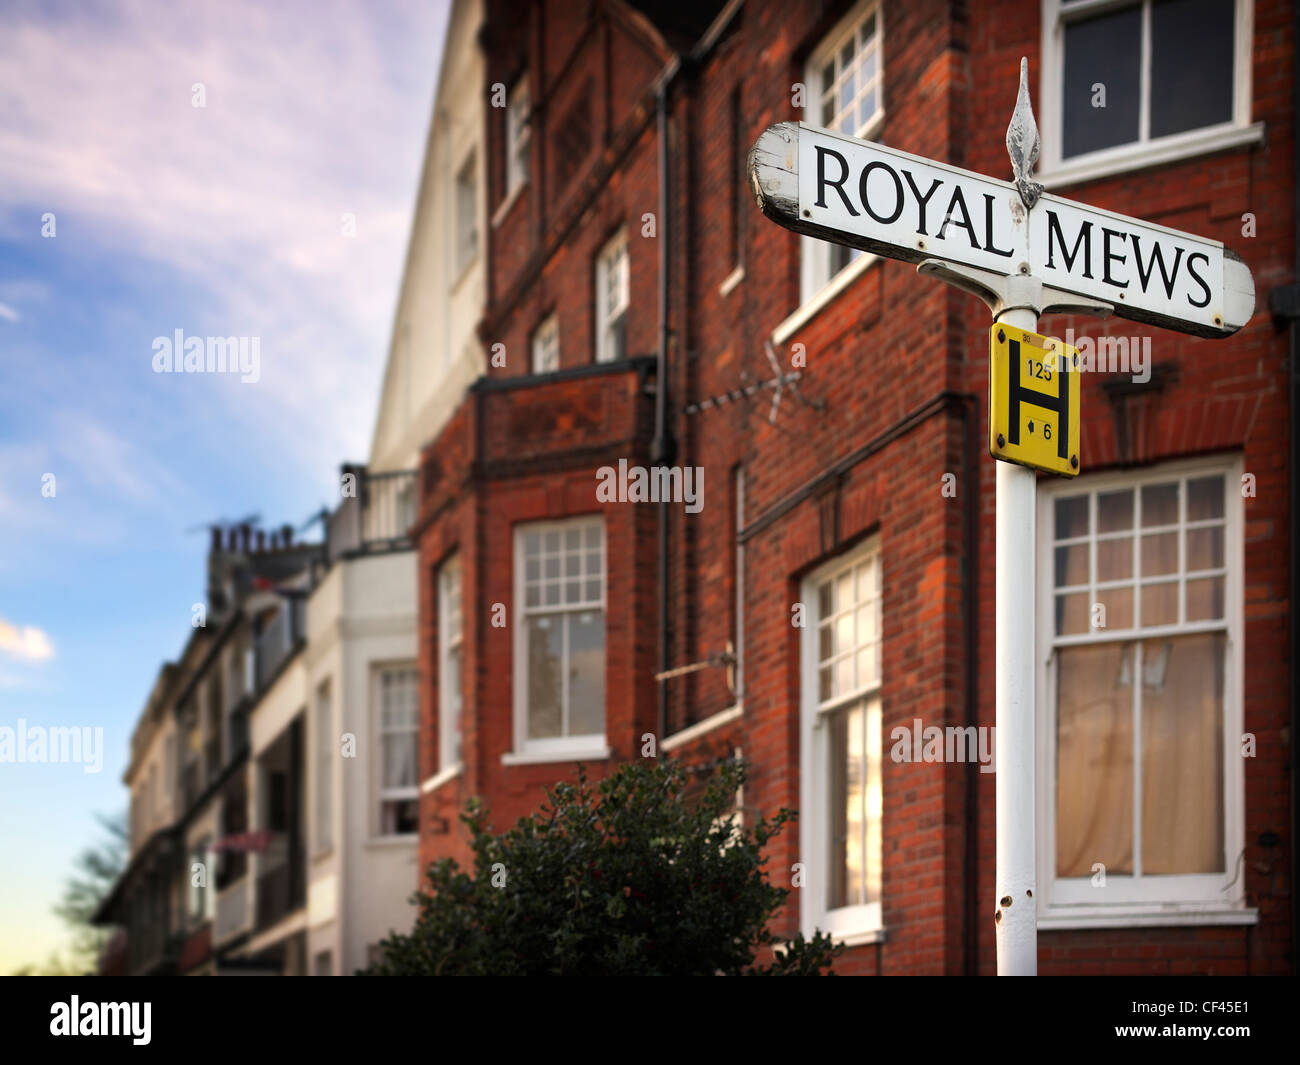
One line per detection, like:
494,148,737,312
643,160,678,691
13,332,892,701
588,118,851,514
381,799,418,836
1097,489,1134,533
1097,536,1133,582
828,701,866,910
1057,643,1134,876
1056,591,1091,635
836,611,854,655
855,604,873,647
1055,495,1090,539
526,616,563,739
1185,526,1224,571
382,732,417,790
568,610,605,736
1187,475,1226,521
1095,584,1133,630
1149,0,1234,139
1140,580,1178,627
818,579,833,618
835,654,853,697
1186,576,1225,620
1055,543,1089,587
1062,6,1141,158
1141,634,1225,873
1140,532,1178,576
1141,482,1179,527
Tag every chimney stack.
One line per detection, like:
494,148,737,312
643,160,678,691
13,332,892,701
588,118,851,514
210,527,222,552
281,523,293,547
240,524,252,551
256,530,266,551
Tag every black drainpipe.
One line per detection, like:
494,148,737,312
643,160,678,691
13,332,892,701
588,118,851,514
1286,1,1300,975
653,65,680,744
1267,0,1300,976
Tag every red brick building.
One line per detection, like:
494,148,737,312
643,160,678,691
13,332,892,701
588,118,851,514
414,0,1296,974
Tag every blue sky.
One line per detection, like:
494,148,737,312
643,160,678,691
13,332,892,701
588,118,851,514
0,0,449,971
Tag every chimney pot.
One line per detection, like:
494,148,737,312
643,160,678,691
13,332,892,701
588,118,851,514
281,523,293,547
210,527,222,551
256,530,266,551
240,525,252,551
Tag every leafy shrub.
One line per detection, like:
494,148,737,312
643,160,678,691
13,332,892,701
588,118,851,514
363,758,839,976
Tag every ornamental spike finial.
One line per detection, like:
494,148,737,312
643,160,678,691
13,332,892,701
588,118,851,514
1005,57,1043,210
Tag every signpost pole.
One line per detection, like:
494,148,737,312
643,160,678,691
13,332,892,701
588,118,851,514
992,306,1039,975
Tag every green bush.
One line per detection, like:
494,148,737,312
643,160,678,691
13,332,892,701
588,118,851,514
363,758,840,976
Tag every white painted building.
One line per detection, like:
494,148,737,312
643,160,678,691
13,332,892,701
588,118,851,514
297,0,487,976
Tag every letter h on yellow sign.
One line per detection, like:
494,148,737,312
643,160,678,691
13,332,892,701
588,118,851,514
988,324,1080,478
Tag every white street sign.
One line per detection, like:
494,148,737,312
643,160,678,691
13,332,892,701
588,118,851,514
750,121,1254,337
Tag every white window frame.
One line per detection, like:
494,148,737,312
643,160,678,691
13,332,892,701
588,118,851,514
373,663,420,839
505,75,531,200
1038,0,1260,189
508,517,609,763
1035,454,1254,928
313,679,333,856
595,229,629,364
530,313,560,375
453,150,479,280
798,535,884,946
799,0,884,306
438,554,463,774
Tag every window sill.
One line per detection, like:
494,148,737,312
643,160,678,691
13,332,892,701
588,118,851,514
501,745,612,767
1039,122,1265,192
718,264,744,297
772,252,877,346
1037,904,1259,931
420,762,462,795
833,926,887,949
662,703,743,752
492,181,526,228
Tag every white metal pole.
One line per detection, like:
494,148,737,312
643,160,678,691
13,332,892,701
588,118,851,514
993,305,1038,975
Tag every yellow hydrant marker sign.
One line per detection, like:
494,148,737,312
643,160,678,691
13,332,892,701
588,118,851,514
989,324,1080,478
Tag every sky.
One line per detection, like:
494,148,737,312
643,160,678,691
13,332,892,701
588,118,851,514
0,0,449,972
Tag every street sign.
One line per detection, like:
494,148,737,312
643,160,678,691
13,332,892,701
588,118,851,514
989,324,1080,478
749,121,1255,338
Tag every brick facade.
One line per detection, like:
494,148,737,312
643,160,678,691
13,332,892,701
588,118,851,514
416,0,1295,974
